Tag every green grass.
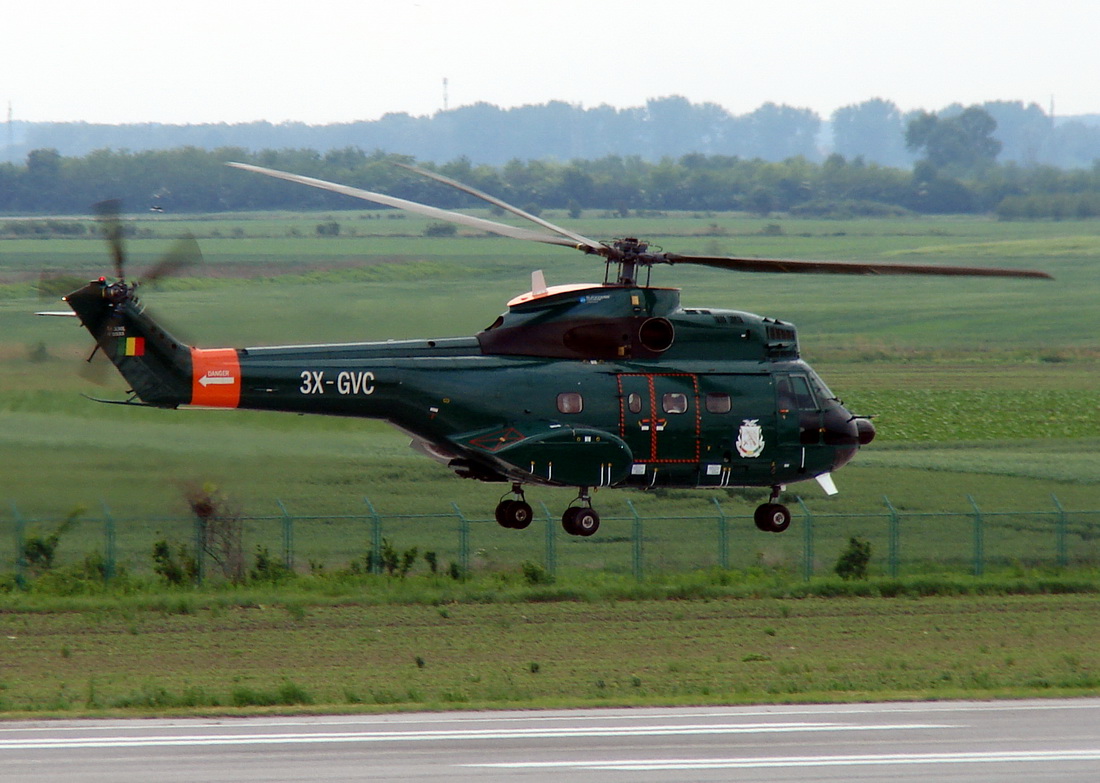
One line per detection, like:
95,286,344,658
0,211,1098,715
1,593,1098,715
2,210,1098,573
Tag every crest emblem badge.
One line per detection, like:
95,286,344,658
736,419,765,458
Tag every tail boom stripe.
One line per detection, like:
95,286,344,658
190,348,241,408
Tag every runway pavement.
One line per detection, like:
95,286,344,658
2,699,1099,782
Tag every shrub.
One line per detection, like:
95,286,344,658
152,539,198,585
835,537,873,581
521,560,553,586
249,545,293,583
423,222,456,237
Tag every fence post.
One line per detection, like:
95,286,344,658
452,502,470,576
1052,494,1068,569
11,503,27,590
276,500,295,571
627,499,644,581
883,496,900,578
100,501,116,583
968,495,984,577
540,501,557,578
363,498,383,575
796,497,814,581
712,497,729,570
193,513,206,586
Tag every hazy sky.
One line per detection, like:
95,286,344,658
4,0,1096,125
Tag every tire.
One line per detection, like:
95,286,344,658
561,506,580,535
754,503,791,533
496,500,533,529
509,501,533,530
496,500,518,529
572,508,600,537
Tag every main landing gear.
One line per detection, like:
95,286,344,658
754,486,792,533
495,484,533,529
561,488,599,537
493,485,600,537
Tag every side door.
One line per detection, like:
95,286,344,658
617,373,700,465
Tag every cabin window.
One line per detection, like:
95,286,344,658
557,392,584,414
705,392,732,413
627,392,643,414
662,392,688,414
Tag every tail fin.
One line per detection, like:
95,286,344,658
64,279,194,407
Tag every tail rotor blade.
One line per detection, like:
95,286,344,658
93,199,127,280
144,233,203,285
78,347,114,386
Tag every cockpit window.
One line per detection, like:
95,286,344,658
777,375,818,411
791,376,816,410
776,378,794,412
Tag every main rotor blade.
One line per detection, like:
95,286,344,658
227,163,585,250
93,199,126,279
394,162,604,252
663,254,1053,279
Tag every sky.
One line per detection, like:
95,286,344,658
4,0,1097,125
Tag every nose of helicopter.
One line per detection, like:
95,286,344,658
821,405,875,470
854,417,876,445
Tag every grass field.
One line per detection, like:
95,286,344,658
2,594,1098,715
0,209,1097,716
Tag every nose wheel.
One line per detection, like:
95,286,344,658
754,486,791,533
495,484,533,529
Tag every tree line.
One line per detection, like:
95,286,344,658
6,96,1100,170
3,136,1100,220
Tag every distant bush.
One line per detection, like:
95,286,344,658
789,199,913,218
1,220,89,237
423,222,457,237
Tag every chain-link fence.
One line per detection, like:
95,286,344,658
5,495,1099,587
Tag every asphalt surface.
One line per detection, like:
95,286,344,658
2,699,1099,782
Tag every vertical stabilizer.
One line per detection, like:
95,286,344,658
64,280,194,407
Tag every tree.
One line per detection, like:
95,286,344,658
743,103,822,161
905,106,1002,173
831,98,910,167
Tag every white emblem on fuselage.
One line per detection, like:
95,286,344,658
736,419,765,458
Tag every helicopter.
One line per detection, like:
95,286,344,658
50,162,1051,537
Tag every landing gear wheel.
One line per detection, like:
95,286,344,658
561,506,581,535
572,508,600,537
562,506,599,536
754,503,792,533
495,499,533,529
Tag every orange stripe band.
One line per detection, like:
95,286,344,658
190,348,241,408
